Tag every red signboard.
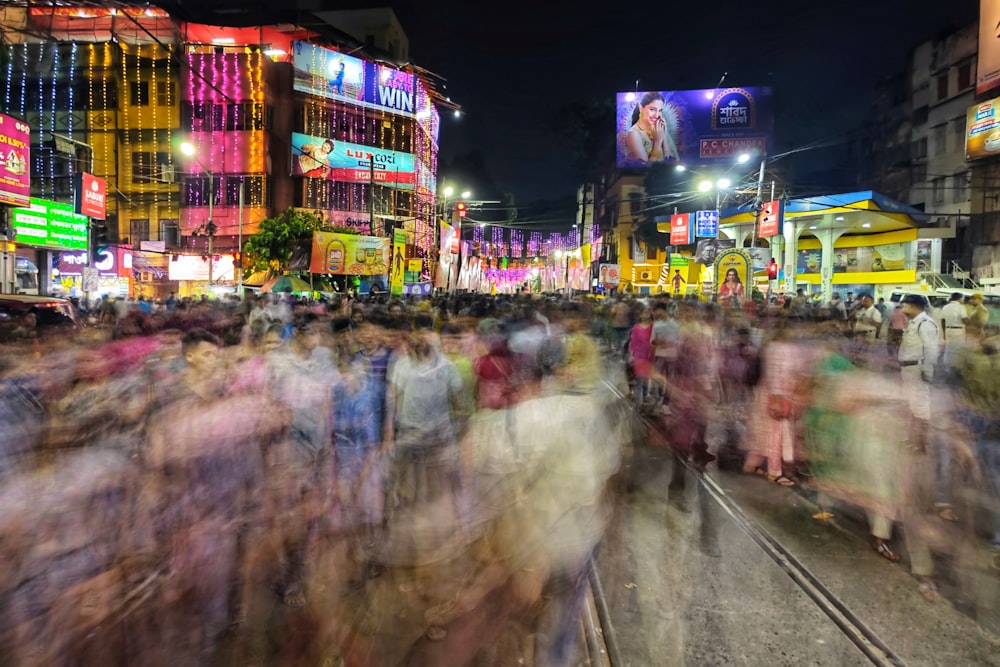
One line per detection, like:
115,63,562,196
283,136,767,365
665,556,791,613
669,213,693,246
758,199,784,238
77,172,107,219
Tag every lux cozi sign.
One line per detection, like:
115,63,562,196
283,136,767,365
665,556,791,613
75,172,107,219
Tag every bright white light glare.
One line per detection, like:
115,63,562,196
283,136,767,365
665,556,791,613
454,109,461,118
698,181,713,192
737,153,750,163
380,68,391,82
862,222,871,228
211,38,235,44
461,190,471,199
264,49,286,59
716,178,732,189
179,141,196,157
675,164,686,172
625,92,636,102
704,90,714,99
835,215,845,221
554,250,563,259
809,225,817,230
443,186,454,197
531,267,540,277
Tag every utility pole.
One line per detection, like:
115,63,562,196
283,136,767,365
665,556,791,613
749,156,767,248
207,170,214,286
237,176,244,298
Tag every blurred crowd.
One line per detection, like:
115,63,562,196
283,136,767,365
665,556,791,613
0,292,626,666
2,287,1000,664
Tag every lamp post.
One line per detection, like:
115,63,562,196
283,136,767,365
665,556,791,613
180,141,215,287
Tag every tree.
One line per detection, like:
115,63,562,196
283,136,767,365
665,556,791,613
243,208,331,276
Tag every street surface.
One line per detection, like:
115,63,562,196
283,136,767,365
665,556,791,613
594,437,1000,666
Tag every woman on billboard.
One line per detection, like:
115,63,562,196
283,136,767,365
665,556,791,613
296,139,334,178
718,268,745,307
624,92,679,164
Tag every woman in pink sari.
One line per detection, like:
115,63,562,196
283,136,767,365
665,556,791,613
628,306,656,410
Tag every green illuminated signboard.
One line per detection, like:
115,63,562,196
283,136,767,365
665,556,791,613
12,197,89,250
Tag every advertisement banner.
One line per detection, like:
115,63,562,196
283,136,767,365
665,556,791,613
76,172,107,220
747,246,772,272
616,87,773,168
291,132,415,188
695,210,719,238
693,237,735,265
390,229,407,296
598,263,621,286
437,221,459,289
309,231,390,275
59,247,132,278
979,0,1000,95
965,97,1000,160
168,254,235,282
758,199,784,237
0,113,31,207
292,41,415,117
714,249,752,307
12,198,88,250
669,213,693,246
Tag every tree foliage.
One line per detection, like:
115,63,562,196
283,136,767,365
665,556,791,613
243,208,358,275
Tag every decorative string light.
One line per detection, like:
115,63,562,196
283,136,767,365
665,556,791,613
151,43,159,211
20,44,27,117
165,42,173,213
68,42,77,143
510,230,523,258
102,43,111,188
4,45,13,114
121,43,131,221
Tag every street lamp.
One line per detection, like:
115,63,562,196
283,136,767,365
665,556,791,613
179,140,216,286
737,153,751,164
461,190,471,199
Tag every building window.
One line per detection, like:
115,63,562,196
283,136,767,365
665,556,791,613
911,137,928,160
130,81,149,107
936,73,949,101
226,103,264,131
88,79,118,110
912,163,927,184
130,219,150,243
159,219,179,247
932,177,946,205
952,117,967,152
913,106,929,126
958,62,972,91
156,80,175,106
953,172,967,203
182,176,221,207
932,124,947,156
131,151,171,182
223,176,264,206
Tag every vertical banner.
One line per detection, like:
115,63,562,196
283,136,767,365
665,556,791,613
436,221,458,290
669,213,693,246
695,210,719,238
713,249,752,307
758,199,784,237
980,0,1000,95
390,228,407,296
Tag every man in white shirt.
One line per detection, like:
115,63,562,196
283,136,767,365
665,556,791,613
852,293,882,344
940,292,968,367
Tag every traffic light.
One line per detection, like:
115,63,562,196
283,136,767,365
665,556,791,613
232,251,242,269
456,201,467,219
92,220,108,247
767,258,778,280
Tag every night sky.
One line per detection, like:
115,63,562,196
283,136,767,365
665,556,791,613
389,0,977,205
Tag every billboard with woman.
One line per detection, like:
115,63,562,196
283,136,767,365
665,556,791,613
714,249,752,307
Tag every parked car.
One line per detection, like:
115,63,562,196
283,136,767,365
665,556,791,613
0,294,80,341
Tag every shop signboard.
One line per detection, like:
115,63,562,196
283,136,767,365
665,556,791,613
598,263,621,286
669,213,693,246
979,0,1000,95
0,113,30,207
12,198,88,250
75,172,107,219
758,199,783,237
714,249,751,307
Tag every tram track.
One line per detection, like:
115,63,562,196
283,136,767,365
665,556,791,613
584,377,908,667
